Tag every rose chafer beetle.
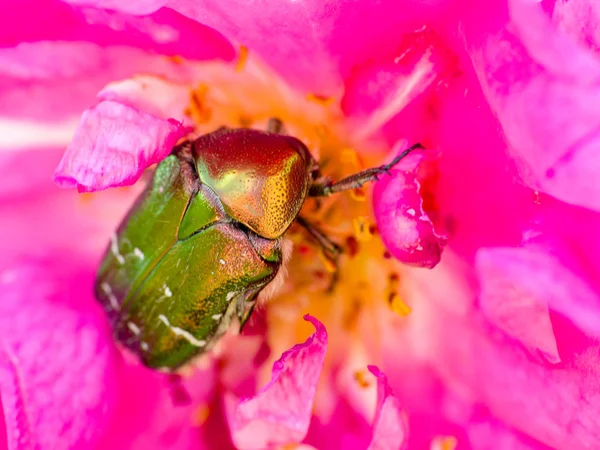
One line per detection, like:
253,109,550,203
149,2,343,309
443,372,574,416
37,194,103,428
96,119,422,370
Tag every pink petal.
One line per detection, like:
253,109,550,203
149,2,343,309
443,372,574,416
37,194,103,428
0,0,233,125
421,285,600,448
476,249,560,363
476,247,600,343
168,0,453,95
229,315,328,450
367,366,408,450
373,147,446,268
552,0,600,54
0,0,234,59
97,77,193,123
465,0,600,210
53,100,190,192
342,28,452,141
0,257,119,450
63,0,167,15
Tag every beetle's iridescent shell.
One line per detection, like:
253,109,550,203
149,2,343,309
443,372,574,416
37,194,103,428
194,128,313,239
96,151,283,369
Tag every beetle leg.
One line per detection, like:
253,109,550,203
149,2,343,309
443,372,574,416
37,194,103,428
266,117,285,134
296,216,341,293
309,142,424,197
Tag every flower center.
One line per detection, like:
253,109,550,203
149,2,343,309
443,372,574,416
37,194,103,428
180,52,415,367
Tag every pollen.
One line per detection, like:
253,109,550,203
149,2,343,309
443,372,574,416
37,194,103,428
317,248,337,273
306,93,335,106
184,84,212,124
278,443,301,450
353,216,373,242
169,55,185,65
191,404,210,427
340,147,363,170
430,435,458,450
235,45,248,72
354,369,372,388
350,187,366,202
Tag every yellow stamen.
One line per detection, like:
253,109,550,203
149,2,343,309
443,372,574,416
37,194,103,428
306,93,335,106
354,369,372,388
169,55,185,65
317,248,337,273
350,188,366,202
191,404,210,427
353,216,373,242
185,84,212,124
389,293,411,316
236,45,248,72
78,193,94,204
340,148,362,170
279,443,300,450
430,435,458,450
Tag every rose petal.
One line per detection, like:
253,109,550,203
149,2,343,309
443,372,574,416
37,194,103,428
342,29,451,141
53,100,190,192
0,257,118,450
0,0,234,59
367,366,408,450
476,247,600,343
168,0,453,96
421,280,600,448
63,0,166,15
465,0,600,210
373,147,446,268
229,315,328,450
552,0,600,55
476,248,560,363
0,0,233,127
97,76,193,123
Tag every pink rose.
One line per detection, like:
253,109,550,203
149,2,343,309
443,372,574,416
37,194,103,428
2,0,600,448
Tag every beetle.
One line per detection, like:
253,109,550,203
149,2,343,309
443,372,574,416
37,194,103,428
95,119,422,370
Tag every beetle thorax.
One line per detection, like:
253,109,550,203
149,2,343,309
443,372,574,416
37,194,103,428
193,128,314,240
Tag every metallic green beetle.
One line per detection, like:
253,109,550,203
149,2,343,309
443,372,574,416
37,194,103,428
96,120,422,370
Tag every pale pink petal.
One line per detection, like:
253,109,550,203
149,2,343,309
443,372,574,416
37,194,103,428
229,315,328,450
168,0,454,95
0,258,119,450
553,0,600,55
373,148,446,268
367,366,408,450
465,0,600,210
413,246,600,447
63,0,166,15
467,412,553,450
476,247,600,342
53,100,190,192
0,0,234,59
98,76,193,124
0,43,195,126
476,248,560,363
0,0,233,125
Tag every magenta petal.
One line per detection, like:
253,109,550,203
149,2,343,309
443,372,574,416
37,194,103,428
53,100,189,192
476,247,600,342
466,0,600,210
373,148,446,268
168,0,452,95
0,258,118,450
367,366,407,450
63,0,167,15
230,315,328,450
